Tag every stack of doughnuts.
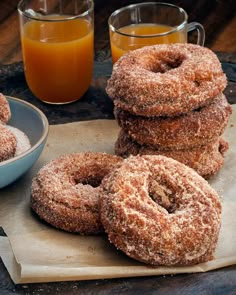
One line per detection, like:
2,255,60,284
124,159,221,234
106,44,232,178
0,93,31,162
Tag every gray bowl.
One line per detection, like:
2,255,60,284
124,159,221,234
0,96,48,188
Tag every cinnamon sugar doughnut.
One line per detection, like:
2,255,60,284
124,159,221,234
106,44,227,117
115,130,228,178
31,152,122,234
115,93,232,149
0,124,17,162
100,155,222,266
0,93,11,123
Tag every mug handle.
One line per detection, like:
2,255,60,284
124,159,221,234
187,22,205,46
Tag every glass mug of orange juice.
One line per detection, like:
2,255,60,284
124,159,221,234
18,0,94,104
109,2,205,63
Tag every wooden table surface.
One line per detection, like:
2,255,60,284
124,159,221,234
0,0,236,294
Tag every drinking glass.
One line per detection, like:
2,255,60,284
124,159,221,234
109,2,205,63
18,0,94,104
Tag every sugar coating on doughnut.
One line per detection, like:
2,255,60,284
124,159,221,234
106,44,227,117
31,152,123,234
0,124,16,162
100,155,222,266
0,93,11,123
6,126,31,156
115,130,228,178
115,93,232,149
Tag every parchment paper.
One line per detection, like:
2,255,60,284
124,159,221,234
0,107,236,284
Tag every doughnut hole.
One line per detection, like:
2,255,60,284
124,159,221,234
148,176,176,213
73,170,107,188
194,80,200,87
141,51,186,73
157,57,183,73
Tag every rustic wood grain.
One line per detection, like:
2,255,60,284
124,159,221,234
1,258,236,295
0,0,236,64
93,0,236,54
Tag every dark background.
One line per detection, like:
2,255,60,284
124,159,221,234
0,0,235,65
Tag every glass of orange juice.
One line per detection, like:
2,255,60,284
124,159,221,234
109,2,205,63
18,0,94,104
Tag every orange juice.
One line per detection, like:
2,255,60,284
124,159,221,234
110,23,186,63
21,17,94,104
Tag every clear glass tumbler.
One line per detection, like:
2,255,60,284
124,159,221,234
18,0,94,104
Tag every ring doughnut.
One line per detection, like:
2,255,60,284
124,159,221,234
0,124,17,162
0,93,11,123
115,93,232,149
106,44,227,117
100,155,222,266
115,129,228,178
31,152,122,234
